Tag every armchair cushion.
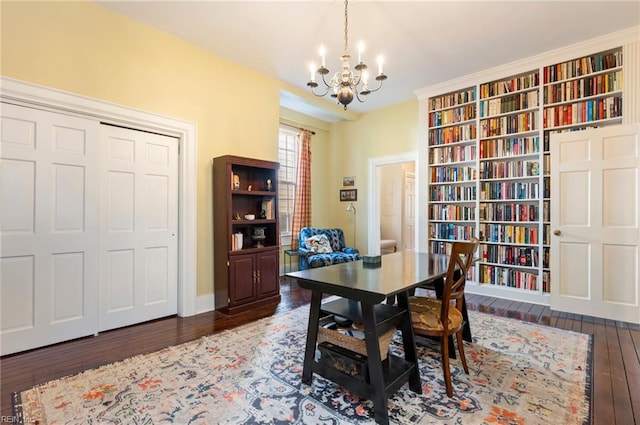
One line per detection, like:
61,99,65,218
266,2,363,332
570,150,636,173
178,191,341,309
298,227,362,270
305,234,333,253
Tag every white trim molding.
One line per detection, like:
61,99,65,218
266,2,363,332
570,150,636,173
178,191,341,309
367,152,419,255
0,76,199,317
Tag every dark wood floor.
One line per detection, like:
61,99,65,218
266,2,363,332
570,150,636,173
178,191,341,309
2,280,639,424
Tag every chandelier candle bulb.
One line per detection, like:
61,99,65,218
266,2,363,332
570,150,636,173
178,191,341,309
310,64,315,82
319,46,326,67
358,42,364,63
377,55,384,75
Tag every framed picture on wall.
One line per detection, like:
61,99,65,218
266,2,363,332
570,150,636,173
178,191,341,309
340,189,357,202
342,176,355,187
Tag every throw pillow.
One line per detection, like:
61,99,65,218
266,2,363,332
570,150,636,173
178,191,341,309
305,234,333,253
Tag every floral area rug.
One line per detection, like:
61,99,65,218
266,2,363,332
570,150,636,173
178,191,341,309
14,306,591,425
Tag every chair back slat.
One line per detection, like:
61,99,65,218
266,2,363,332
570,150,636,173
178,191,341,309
440,238,479,328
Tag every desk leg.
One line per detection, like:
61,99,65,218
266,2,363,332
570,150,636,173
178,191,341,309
396,291,422,394
361,302,389,425
302,290,322,385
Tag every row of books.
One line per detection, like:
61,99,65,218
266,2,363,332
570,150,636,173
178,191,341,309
480,136,540,159
480,111,538,138
479,264,538,291
429,123,477,146
428,88,476,111
480,136,539,159
429,104,476,127
479,202,539,222
429,223,476,241
543,50,622,84
543,70,622,104
479,181,539,201
479,72,539,99
430,166,477,183
543,96,622,128
479,159,540,179
430,144,476,164
429,185,476,202
231,232,244,251
479,90,539,117
480,244,539,267
479,223,539,245
429,204,476,221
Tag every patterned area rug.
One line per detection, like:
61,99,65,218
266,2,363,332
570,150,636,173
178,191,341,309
14,306,591,424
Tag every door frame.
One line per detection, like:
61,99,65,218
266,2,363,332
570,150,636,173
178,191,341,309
367,152,419,255
1,77,198,317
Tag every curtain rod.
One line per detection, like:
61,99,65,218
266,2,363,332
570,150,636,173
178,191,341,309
281,122,316,135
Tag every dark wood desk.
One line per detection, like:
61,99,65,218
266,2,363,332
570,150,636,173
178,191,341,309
286,251,451,425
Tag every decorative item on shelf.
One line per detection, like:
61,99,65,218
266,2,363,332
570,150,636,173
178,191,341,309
252,227,266,248
244,214,255,221
261,199,274,219
232,174,240,190
306,0,387,110
259,210,267,219
265,178,272,191
248,185,252,191
234,212,241,220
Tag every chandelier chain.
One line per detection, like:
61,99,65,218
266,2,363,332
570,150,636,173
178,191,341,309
343,0,348,54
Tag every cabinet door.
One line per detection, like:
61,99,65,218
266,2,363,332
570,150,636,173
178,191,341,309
256,250,279,298
229,254,256,306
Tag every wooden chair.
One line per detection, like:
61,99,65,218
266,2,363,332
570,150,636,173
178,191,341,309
409,238,479,397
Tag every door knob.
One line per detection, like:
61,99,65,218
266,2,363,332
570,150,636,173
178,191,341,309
553,230,561,236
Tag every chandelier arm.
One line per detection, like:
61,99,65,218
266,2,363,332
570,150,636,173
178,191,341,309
354,89,367,103
363,77,386,94
310,85,332,97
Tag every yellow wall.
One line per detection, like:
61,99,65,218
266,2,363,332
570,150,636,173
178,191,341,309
0,1,420,299
332,100,420,252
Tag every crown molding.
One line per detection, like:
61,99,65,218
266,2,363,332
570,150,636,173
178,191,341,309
415,25,640,100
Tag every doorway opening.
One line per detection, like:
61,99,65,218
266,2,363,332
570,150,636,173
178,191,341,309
367,152,418,255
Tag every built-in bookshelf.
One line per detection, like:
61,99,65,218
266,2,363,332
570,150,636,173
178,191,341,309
478,69,542,296
427,87,477,272
423,44,627,305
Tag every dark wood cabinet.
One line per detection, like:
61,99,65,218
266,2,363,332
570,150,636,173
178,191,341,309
213,155,280,314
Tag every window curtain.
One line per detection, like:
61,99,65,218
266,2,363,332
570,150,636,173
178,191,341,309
291,130,312,250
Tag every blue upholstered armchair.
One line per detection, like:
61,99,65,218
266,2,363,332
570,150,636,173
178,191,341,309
298,227,362,270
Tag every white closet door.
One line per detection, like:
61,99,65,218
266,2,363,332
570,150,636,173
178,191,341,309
0,103,99,355
551,124,640,324
99,125,178,331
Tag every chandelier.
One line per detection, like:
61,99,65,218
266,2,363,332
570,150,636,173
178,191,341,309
307,0,387,110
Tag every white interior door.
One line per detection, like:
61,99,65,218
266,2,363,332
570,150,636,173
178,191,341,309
551,124,640,324
403,171,416,250
99,125,178,331
1,103,99,355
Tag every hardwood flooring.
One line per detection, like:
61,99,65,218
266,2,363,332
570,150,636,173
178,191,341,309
1,280,639,424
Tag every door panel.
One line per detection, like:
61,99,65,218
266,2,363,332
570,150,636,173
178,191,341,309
99,125,178,331
1,103,99,355
229,254,256,305
551,124,640,324
257,250,279,297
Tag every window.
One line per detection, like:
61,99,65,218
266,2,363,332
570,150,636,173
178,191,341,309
278,125,299,245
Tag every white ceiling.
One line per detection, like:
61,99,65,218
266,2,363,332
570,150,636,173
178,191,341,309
96,1,639,118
